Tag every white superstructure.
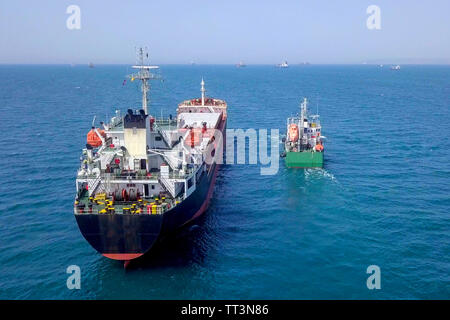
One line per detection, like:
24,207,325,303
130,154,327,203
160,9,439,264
75,49,227,215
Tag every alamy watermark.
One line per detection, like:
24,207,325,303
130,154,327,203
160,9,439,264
225,128,279,176
366,5,381,30
183,128,280,176
366,265,381,290
66,265,81,289
66,5,81,30
66,5,381,31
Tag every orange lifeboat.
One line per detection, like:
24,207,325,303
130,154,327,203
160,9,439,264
87,128,105,147
288,124,299,142
315,144,324,152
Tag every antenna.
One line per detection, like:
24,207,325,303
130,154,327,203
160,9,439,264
91,115,96,127
201,78,206,106
128,47,160,115
301,97,308,113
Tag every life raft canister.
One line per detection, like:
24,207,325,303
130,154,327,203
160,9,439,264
288,124,299,142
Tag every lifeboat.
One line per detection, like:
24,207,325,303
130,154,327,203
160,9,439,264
288,124,299,142
87,128,106,147
315,144,324,152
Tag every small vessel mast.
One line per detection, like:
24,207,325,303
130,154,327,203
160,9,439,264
300,97,308,122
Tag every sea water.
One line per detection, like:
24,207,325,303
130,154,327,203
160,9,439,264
0,64,448,299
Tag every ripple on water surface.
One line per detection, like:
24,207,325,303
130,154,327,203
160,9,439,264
0,65,449,299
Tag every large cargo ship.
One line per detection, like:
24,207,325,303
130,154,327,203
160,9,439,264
74,49,227,266
283,98,324,168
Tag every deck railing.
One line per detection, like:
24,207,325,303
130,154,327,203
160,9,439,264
74,196,183,215
78,168,193,181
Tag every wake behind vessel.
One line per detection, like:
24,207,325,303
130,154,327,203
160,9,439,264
283,98,324,168
74,49,227,264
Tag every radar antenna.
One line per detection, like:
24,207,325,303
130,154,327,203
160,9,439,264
128,47,160,115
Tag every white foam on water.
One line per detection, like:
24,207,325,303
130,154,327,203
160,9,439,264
304,168,338,183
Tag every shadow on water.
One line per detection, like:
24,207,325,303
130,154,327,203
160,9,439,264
124,187,224,271
129,218,212,270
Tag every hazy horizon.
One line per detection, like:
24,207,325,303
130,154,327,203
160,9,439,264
1,62,450,66
1,0,449,65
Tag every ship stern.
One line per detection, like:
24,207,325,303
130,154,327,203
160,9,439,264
285,151,324,168
75,213,164,261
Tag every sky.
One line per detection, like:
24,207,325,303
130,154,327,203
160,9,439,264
0,0,449,64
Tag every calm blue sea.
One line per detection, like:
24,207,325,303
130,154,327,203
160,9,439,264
0,64,449,299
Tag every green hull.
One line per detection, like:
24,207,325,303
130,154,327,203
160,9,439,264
285,151,324,168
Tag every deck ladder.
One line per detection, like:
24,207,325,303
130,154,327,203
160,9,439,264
159,176,176,198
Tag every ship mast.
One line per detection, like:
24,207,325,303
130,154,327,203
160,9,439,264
299,98,308,141
300,97,308,122
201,77,206,106
200,78,215,112
129,47,160,115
